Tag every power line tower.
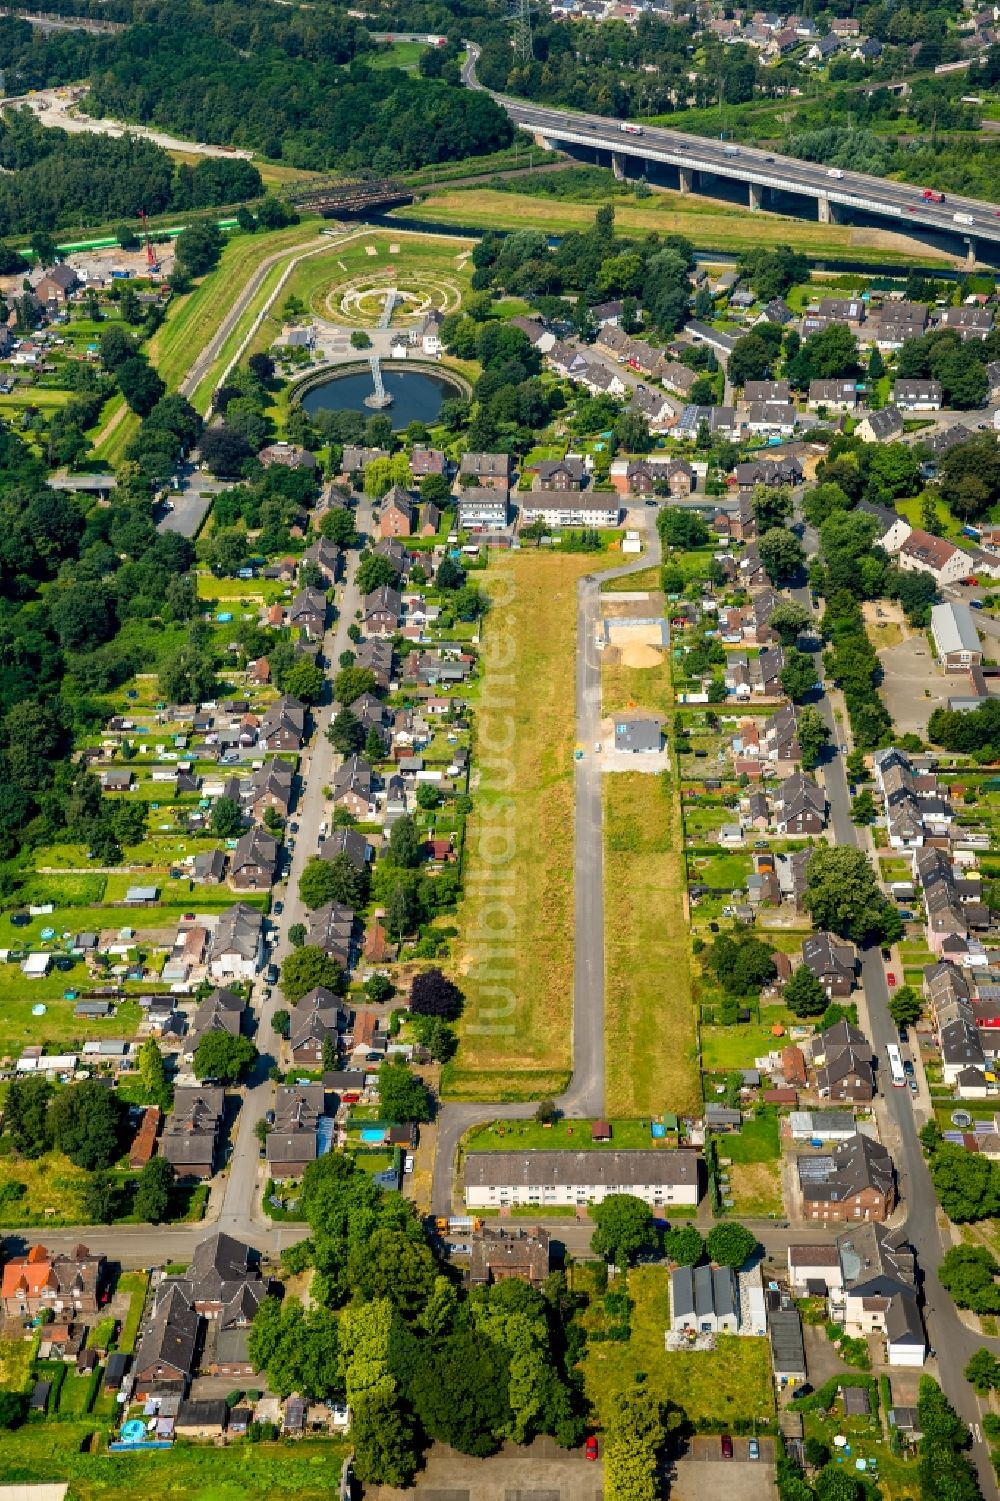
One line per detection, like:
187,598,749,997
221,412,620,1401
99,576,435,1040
510,0,533,66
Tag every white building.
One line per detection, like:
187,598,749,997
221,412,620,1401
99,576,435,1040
208,903,266,981
931,601,983,672
464,1149,701,1210
520,496,622,528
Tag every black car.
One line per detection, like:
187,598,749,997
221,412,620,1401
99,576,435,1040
266,964,279,985
274,900,284,916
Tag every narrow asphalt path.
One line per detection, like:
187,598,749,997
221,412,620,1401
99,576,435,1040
431,521,662,1215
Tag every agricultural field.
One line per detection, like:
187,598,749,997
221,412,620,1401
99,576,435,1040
449,552,596,1100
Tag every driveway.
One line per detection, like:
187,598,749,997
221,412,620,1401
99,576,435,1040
360,1438,602,1500
877,634,951,736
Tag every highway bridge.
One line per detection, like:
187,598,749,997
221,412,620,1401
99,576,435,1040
462,45,1000,265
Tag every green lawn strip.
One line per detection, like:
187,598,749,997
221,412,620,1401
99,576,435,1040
0,1335,36,1391
580,1265,775,1429
147,220,323,392
190,255,292,411
464,1118,667,1154
117,1272,150,1353
701,1023,797,1071
397,189,956,265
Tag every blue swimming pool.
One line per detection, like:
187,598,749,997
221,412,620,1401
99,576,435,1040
651,1122,666,1139
360,1127,385,1143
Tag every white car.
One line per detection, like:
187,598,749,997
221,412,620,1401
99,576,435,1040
828,168,844,179
404,1154,414,1173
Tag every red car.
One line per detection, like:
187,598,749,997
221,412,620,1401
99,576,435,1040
585,1436,599,1462
721,1435,734,1459
887,972,897,987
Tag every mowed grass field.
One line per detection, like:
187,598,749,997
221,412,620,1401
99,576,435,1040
401,187,962,265
448,552,595,1101
273,225,475,325
604,772,700,1118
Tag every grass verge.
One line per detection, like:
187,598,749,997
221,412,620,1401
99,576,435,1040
449,552,595,1099
401,187,962,265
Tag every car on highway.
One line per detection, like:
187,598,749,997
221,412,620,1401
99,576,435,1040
721,1435,734,1459
586,1437,599,1462
749,1439,760,1460
887,971,897,986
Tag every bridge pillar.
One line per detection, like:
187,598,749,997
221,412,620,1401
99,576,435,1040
966,237,978,269
611,151,626,181
678,166,694,194
818,196,841,224
532,132,554,150
749,182,763,212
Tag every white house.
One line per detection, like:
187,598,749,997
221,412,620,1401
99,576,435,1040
897,529,971,587
208,903,266,981
670,1264,740,1333
464,1149,701,1210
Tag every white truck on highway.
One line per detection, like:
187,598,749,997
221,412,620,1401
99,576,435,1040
953,211,974,225
619,121,643,135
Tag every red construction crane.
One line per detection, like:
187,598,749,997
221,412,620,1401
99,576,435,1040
138,209,158,273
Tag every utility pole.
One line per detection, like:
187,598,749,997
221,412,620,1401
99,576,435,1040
511,0,533,66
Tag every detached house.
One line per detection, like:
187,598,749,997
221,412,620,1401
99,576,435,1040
161,1087,225,1179
333,755,374,819
897,529,970,587
290,986,347,1067
379,486,414,539
798,1134,896,1222
363,586,401,637
803,935,858,998
810,1020,874,1102
287,588,327,641
774,771,826,835
230,827,279,892
208,904,265,981
459,452,511,490
258,696,306,752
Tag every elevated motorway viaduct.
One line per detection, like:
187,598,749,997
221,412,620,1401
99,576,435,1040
462,46,1000,265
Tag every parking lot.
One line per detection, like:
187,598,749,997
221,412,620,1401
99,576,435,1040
672,1454,776,1501
876,634,951,736
360,1438,603,1500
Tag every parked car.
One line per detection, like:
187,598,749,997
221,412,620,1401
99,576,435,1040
887,972,897,986
274,900,284,916
404,1154,414,1173
749,1438,760,1461
586,1436,599,1462
909,1079,919,1094
904,1060,914,1077
721,1435,734,1459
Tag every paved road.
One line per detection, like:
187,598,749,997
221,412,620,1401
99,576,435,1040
431,522,661,1214
216,499,373,1241
794,529,1000,1498
462,45,1000,252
